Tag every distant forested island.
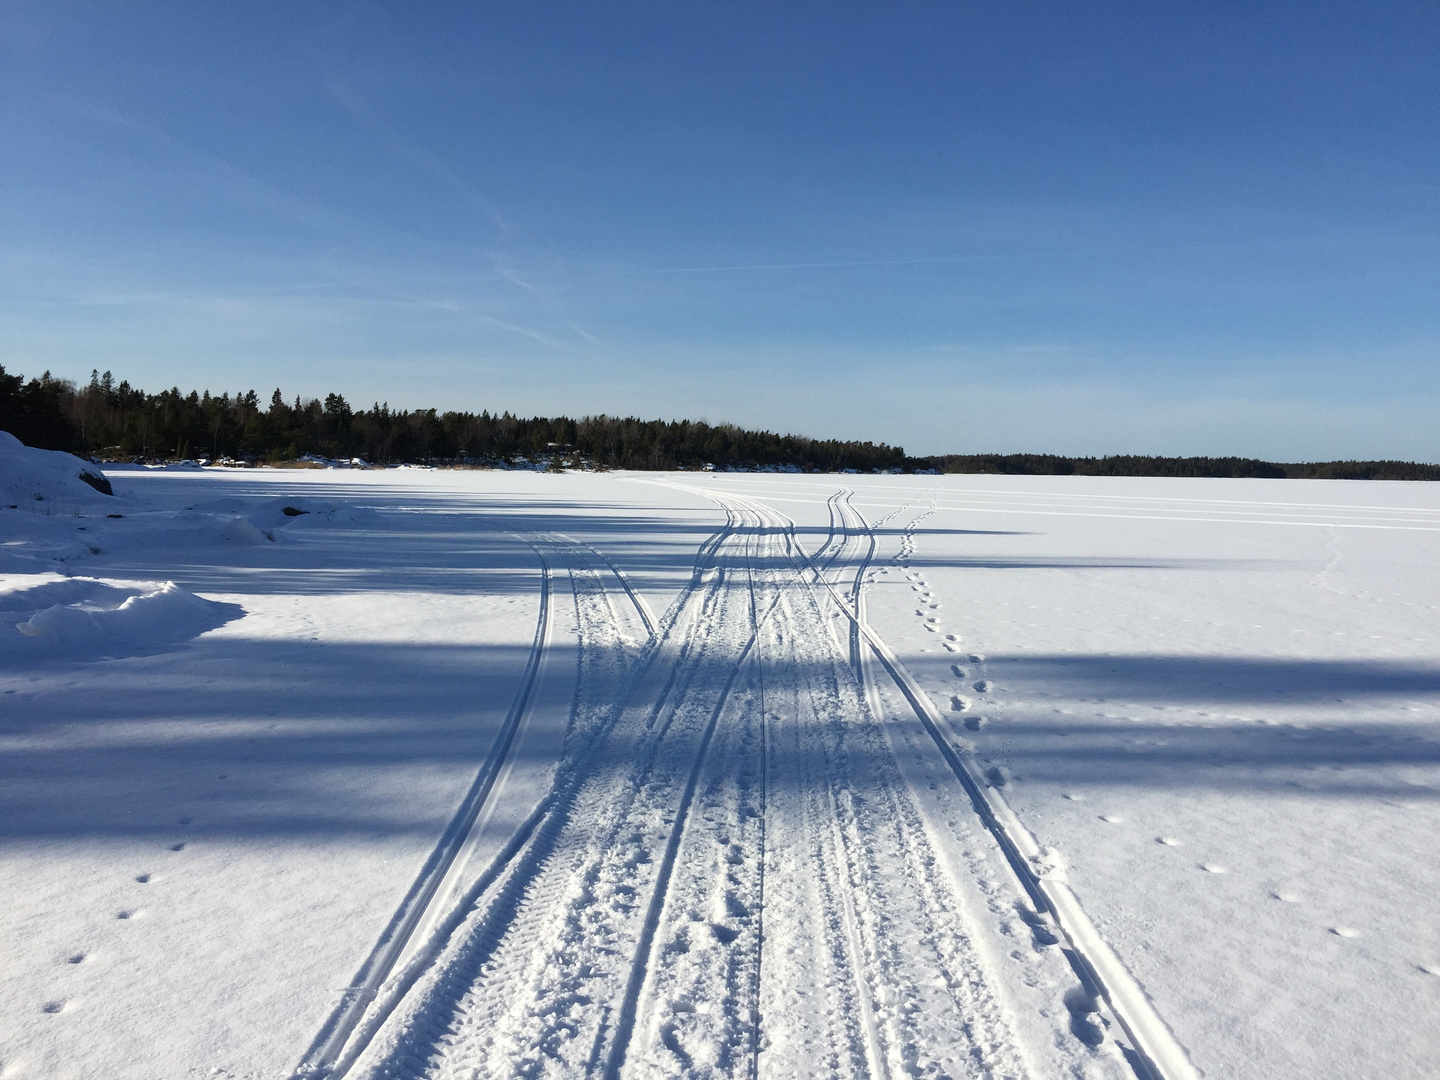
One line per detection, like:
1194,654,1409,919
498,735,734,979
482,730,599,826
917,453,1440,481
2,363,1435,479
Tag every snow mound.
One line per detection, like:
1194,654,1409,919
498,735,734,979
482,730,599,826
0,430,115,515
90,512,275,554
219,515,271,544
188,495,382,533
1,576,243,659
284,500,382,528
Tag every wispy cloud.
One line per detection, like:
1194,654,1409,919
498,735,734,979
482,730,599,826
321,74,506,235
44,91,378,246
653,255,1007,274
653,227,1439,275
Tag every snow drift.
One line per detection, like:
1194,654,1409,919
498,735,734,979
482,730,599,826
0,576,243,659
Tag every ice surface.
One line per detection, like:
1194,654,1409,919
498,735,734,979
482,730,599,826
711,472,1440,1080
1,460,1437,1079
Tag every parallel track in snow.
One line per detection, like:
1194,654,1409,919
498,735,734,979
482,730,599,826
327,507,759,1079
629,489,1039,1080
612,495,891,1080
554,531,658,641
760,489,1199,1080
293,529,674,1080
291,540,555,1080
600,514,782,1080
297,483,1188,1080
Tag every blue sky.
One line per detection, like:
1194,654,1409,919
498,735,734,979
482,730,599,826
2,2,1437,459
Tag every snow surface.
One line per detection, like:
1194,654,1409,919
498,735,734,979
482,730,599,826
0,432,115,520
1,461,1437,1079
3,577,242,660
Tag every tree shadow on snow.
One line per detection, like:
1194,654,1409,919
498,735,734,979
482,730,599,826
932,652,1440,799
4,636,1439,848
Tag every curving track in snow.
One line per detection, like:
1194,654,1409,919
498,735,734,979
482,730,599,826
746,486,1198,1080
293,530,657,1080
297,489,1186,1080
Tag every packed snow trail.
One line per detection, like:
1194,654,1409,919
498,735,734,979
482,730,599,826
295,532,651,1080
732,487,1197,1080
291,540,555,1078
343,504,769,1079
316,493,1140,1080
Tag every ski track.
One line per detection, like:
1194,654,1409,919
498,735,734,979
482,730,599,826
294,530,653,1080
785,493,1195,1080
303,487,1172,1080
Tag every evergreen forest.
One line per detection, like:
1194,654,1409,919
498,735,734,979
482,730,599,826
2,362,1435,480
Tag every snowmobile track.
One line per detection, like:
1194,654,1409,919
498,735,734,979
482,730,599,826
294,526,692,1080
292,537,556,1080
555,531,658,641
329,509,760,1079
771,496,1200,1080
302,486,1192,1080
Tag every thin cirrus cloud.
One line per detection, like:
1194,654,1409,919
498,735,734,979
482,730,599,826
0,2,1436,459
318,73,509,237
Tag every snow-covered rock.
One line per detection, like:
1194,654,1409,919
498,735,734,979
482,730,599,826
187,495,382,535
0,430,115,515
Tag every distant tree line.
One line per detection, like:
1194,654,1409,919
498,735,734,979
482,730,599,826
3,362,1434,478
913,453,1440,482
0,363,904,471
0,363,74,451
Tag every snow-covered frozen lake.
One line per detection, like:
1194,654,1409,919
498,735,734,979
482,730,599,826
3,460,1438,1079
